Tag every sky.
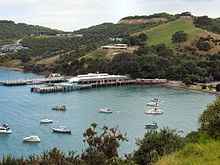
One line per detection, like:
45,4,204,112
0,0,219,31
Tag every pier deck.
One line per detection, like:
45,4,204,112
31,79,168,94
0,77,67,86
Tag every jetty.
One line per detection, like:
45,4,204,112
31,79,168,94
0,77,67,86
31,84,92,93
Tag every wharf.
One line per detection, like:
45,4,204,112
31,84,92,93
31,79,168,94
0,77,67,86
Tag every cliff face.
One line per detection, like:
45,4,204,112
119,17,168,25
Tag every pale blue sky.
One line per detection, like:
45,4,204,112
0,0,219,31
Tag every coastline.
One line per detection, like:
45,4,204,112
0,65,48,76
162,81,220,96
0,65,219,95
0,66,24,72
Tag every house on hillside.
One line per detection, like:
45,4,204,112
0,44,29,53
101,44,128,50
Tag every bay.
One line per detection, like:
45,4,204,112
0,69,215,157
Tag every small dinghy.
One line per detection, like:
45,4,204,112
0,124,12,134
99,108,112,114
40,119,53,124
145,107,163,115
52,126,71,134
145,122,158,129
23,135,40,143
52,105,66,111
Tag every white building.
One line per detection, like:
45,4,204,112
68,73,128,84
101,44,128,50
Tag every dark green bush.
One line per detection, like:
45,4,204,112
200,97,220,138
133,128,184,165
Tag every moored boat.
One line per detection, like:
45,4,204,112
52,126,71,134
23,135,40,143
99,108,112,114
40,119,53,124
151,97,159,102
145,107,163,115
52,105,66,111
145,122,158,129
146,101,159,107
0,124,12,134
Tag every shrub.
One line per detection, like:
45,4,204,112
216,84,220,92
81,123,127,164
172,31,188,43
200,97,220,138
133,128,184,165
196,40,212,51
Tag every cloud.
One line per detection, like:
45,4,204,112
0,0,219,31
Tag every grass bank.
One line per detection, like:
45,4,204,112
156,139,220,165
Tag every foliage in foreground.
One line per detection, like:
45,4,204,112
133,129,184,165
155,134,220,165
156,97,220,165
0,126,183,165
199,97,220,138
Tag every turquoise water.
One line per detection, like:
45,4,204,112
0,69,216,157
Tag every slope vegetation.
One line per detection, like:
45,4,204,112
144,18,203,47
156,139,220,165
0,20,61,45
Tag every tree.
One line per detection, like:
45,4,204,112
133,128,184,165
196,40,212,51
172,31,188,43
199,97,220,138
81,123,127,164
216,84,220,92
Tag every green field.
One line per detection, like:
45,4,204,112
156,139,220,165
145,18,204,47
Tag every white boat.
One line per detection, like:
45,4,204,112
151,97,160,102
52,126,71,134
40,119,53,124
145,107,163,115
23,135,40,143
0,124,12,134
146,101,159,107
99,108,112,114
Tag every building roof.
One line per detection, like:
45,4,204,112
68,73,128,83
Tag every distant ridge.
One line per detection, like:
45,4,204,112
0,20,62,45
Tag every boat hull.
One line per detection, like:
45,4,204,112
99,111,113,114
23,136,40,143
0,130,12,134
145,124,158,129
145,112,163,115
40,119,53,124
52,128,71,134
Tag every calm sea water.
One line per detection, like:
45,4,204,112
0,69,216,158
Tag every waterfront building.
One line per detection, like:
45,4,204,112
68,73,128,84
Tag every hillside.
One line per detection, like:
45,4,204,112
156,137,220,165
0,20,61,45
142,18,203,47
119,12,176,25
0,12,220,82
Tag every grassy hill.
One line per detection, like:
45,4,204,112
143,18,204,47
156,138,220,165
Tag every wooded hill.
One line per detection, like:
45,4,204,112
0,20,61,45
0,12,220,84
